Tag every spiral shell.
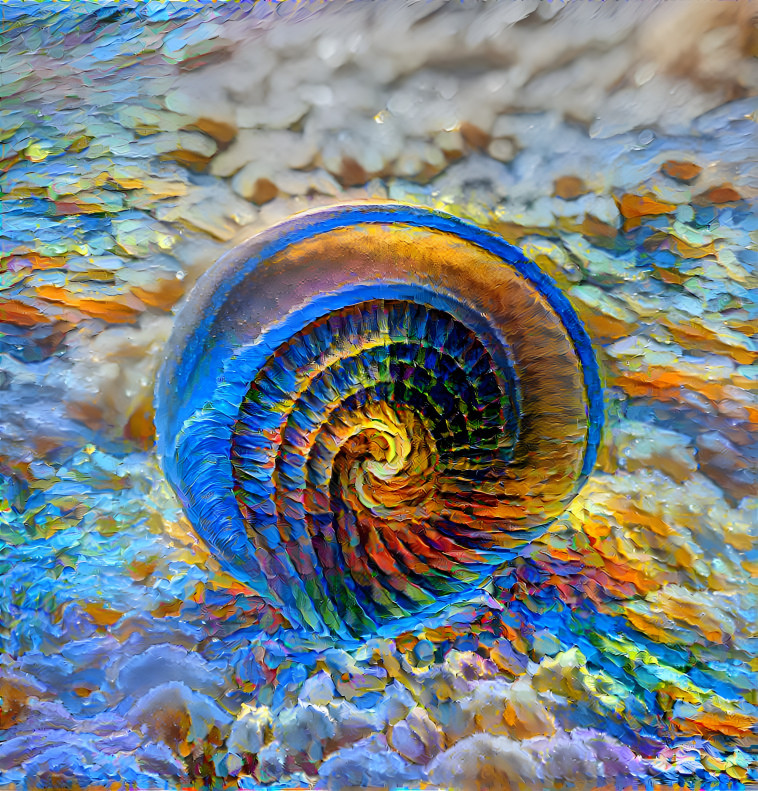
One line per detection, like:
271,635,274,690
156,203,602,637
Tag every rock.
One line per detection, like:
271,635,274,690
612,420,698,483
412,639,435,667
632,585,747,647
487,137,517,163
116,643,224,699
532,648,587,700
696,431,758,501
618,193,677,219
0,731,184,788
329,699,382,748
210,130,317,178
236,99,309,132
164,85,235,131
519,237,583,286
132,740,187,784
456,678,556,740
255,739,287,784
227,703,272,757
315,733,422,790
0,733,58,772
273,168,342,199
14,653,73,692
333,666,387,701
377,681,416,727
111,215,178,258
298,671,336,707
553,175,587,200
489,640,528,677
115,105,195,135
0,669,50,729
230,163,279,203
525,730,603,789
273,702,336,766
427,732,540,791
153,184,256,241
412,662,471,712
60,315,174,442
531,630,562,659
126,682,232,752
142,131,218,159
1,700,76,736
435,129,465,157
661,160,702,183
388,706,444,764
699,184,742,204
442,650,498,682
561,233,637,284
568,284,637,341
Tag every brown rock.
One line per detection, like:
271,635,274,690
249,177,278,205
579,214,619,241
82,601,122,627
153,598,184,618
489,640,527,677
192,117,237,145
339,156,369,187
36,286,142,324
67,400,105,431
460,122,491,150
132,278,185,311
125,392,156,448
160,149,213,172
699,184,742,204
0,671,50,729
553,175,587,200
0,298,53,326
54,200,108,216
618,193,677,219
580,310,634,341
665,236,716,259
661,160,702,183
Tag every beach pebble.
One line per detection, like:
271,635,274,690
427,732,540,791
273,702,336,765
298,671,336,707
0,669,50,729
116,643,224,699
127,682,232,752
315,733,422,790
456,678,556,740
227,703,272,757
388,706,445,764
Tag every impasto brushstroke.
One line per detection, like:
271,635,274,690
0,2,756,790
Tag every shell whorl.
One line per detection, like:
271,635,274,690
156,203,603,637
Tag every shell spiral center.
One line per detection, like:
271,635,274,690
230,299,518,634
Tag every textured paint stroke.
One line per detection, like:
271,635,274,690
0,1,756,790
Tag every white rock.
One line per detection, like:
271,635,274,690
211,130,317,178
427,733,540,791
228,704,272,755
